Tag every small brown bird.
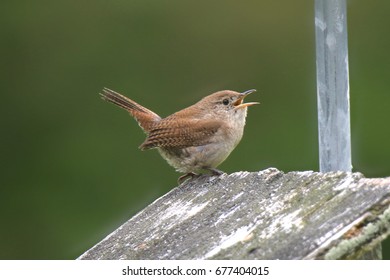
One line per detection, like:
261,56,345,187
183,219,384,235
100,88,258,183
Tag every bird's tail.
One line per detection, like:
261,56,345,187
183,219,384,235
100,88,161,133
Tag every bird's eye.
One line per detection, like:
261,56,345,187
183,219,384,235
222,99,230,105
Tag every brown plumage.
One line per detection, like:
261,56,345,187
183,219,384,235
100,88,258,183
100,88,161,133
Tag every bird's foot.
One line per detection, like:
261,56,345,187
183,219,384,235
205,168,225,176
177,169,225,185
177,172,198,185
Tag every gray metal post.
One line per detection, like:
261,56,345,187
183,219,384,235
314,0,352,172
314,0,382,259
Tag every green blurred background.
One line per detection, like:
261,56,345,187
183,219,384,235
1,0,389,259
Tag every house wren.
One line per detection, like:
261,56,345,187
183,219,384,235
100,88,258,183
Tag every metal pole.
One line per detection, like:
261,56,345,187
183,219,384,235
315,0,351,172
315,0,382,259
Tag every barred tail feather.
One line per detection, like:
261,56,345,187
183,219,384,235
100,88,161,133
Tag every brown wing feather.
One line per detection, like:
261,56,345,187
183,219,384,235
140,119,223,150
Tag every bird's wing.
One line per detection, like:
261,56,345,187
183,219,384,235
139,118,223,150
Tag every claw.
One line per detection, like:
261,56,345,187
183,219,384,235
205,168,225,176
178,172,198,184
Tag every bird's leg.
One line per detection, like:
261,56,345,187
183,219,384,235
205,167,225,176
177,172,198,184
177,168,225,184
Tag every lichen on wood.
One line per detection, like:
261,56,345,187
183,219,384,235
78,168,390,260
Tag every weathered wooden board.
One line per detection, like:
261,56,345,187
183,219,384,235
78,168,390,260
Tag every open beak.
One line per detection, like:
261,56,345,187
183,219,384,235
234,89,259,109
